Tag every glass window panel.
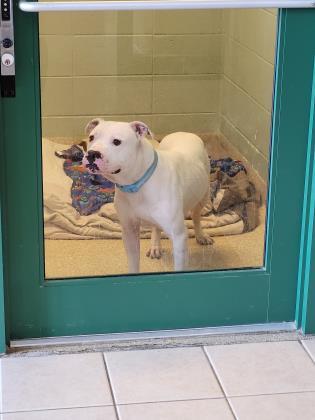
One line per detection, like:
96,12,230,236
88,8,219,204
39,8,278,278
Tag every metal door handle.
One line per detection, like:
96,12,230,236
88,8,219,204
18,0,315,12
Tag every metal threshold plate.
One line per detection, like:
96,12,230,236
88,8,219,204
10,322,296,349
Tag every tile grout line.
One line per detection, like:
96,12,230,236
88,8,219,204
299,340,315,364
1,405,112,415
224,389,315,399
3,390,315,416
101,353,121,420
109,389,315,408
2,391,315,415
115,396,228,408
201,347,238,420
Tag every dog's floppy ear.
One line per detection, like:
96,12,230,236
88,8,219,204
85,118,102,135
130,121,153,139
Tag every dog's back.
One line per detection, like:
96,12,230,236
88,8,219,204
158,132,210,213
159,131,204,154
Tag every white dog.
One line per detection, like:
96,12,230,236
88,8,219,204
83,119,213,273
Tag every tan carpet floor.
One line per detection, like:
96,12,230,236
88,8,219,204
44,208,266,279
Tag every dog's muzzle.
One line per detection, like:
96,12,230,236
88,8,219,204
85,150,102,172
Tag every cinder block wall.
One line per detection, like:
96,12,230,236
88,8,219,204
220,9,277,180
39,10,223,139
39,9,277,180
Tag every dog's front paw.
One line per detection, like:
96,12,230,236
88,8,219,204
196,234,214,246
146,246,163,259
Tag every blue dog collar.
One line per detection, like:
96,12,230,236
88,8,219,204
115,150,158,193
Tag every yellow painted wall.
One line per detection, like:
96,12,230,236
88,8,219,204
39,10,223,139
39,9,277,179
220,9,277,180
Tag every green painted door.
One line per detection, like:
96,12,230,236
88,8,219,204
1,6,315,340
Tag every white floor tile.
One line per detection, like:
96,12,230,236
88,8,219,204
301,339,315,362
205,341,315,396
230,392,315,420
1,353,113,412
105,347,223,404
2,406,116,420
118,399,234,420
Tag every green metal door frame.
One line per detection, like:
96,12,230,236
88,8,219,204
0,97,9,354
295,56,315,334
1,8,315,350
0,184,6,354
268,9,315,328
0,201,7,354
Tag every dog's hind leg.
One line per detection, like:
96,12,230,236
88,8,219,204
192,192,214,246
146,226,162,259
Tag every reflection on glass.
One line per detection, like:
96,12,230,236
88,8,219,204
39,9,277,278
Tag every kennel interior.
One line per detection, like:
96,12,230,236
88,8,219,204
39,9,277,279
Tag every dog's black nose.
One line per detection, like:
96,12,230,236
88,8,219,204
87,150,102,163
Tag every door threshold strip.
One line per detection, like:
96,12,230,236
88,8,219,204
10,322,297,348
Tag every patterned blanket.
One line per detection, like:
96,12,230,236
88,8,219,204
56,145,115,215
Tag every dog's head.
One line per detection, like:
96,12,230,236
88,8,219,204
82,118,152,180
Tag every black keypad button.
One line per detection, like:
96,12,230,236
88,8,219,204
2,38,13,48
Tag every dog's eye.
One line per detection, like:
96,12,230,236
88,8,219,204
89,135,94,142
113,139,122,146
